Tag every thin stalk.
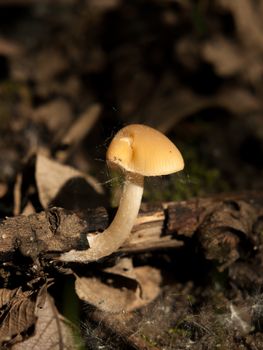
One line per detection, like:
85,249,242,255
60,173,144,262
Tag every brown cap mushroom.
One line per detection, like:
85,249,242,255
107,124,184,176
60,124,184,262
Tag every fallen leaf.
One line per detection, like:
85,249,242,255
35,154,103,209
0,288,21,309
75,265,161,313
0,285,46,346
12,293,80,350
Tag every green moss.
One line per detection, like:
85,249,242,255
140,333,158,347
167,327,191,337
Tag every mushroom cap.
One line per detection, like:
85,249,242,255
106,124,184,176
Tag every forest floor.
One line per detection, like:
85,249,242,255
0,1,263,349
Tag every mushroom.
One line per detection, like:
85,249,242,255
60,124,184,262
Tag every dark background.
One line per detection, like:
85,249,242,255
0,0,262,216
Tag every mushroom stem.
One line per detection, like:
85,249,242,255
60,173,144,262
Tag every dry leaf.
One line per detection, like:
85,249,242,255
0,286,46,346
35,154,103,209
12,293,80,350
75,265,161,313
0,288,22,309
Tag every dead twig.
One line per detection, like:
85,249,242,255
0,192,262,266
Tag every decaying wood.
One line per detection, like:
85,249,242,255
0,192,262,264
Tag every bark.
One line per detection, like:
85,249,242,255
0,192,262,264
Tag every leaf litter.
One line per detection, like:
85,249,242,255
0,0,263,349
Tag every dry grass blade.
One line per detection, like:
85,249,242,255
61,104,101,148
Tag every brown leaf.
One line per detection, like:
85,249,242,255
12,293,79,350
0,286,46,346
75,265,161,313
0,288,22,309
35,154,103,209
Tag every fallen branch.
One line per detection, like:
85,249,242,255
0,192,262,264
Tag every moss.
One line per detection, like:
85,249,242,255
167,326,191,337
140,333,158,347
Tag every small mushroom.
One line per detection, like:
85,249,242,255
60,124,184,262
